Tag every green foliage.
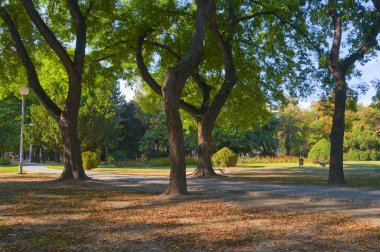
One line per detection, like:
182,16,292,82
111,150,127,164
118,102,150,159
81,151,99,170
211,127,248,153
241,156,304,164
308,139,331,164
0,94,21,153
212,147,238,167
344,149,379,161
246,117,279,156
344,106,380,160
0,157,11,165
277,103,311,156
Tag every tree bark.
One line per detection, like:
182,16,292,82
136,0,211,195
162,74,187,195
286,145,291,156
327,7,346,185
192,120,217,177
372,0,380,13
328,78,346,184
58,105,89,180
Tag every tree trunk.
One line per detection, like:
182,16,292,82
328,78,346,185
162,81,187,195
105,145,108,164
57,104,89,181
192,121,217,177
285,148,290,156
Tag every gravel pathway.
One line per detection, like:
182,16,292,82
23,164,380,203
23,164,61,174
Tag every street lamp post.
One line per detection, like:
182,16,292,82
19,87,29,174
28,123,33,163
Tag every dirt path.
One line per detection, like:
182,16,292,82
23,164,380,203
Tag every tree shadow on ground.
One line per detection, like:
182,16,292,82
1,176,380,251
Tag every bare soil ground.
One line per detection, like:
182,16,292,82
1,174,380,251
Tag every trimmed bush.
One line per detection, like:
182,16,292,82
82,151,99,170
212,147,238,167
308,139,330,164
0,157,11,165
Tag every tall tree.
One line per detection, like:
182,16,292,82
277,103,310,156
326,0,380,184
0,0,91,179
136,0,211,194
136,0,316,177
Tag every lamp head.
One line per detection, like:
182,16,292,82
19,87,29,96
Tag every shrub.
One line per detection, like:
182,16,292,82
0,157,11,165
212,147,238,167
81,151,99,170
308,139,330,164
344,149,379,161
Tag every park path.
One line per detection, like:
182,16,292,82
23,164,380,203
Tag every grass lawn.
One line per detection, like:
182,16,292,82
0,174,379,251
45,164,64,170
0,165,19,173
224,161,380,188
42,161,380,188
92,161,380,189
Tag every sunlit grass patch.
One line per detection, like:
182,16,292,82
0,166,19,173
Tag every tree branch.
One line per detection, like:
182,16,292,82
136,32,163,96
138,35,203,117
342,16,380,74
84,0,93,19
248,0,322,55
372,0,380,13
328,10,342,75
0,7,62,120
149,41,181,61
65,0,87,73
234,11,275,24
22,0,74,74
149,41,211,112
171,0,211,84
206,0,237,123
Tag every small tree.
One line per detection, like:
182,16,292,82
308,139,331,164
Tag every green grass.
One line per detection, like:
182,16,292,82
0,166,19,173
37,160,380,188
226,161,380,189
45,164,63,170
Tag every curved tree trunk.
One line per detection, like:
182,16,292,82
192,120,217,177
328,79,346,184
57,107,89,180
162,79,187,195
57,75,89,181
